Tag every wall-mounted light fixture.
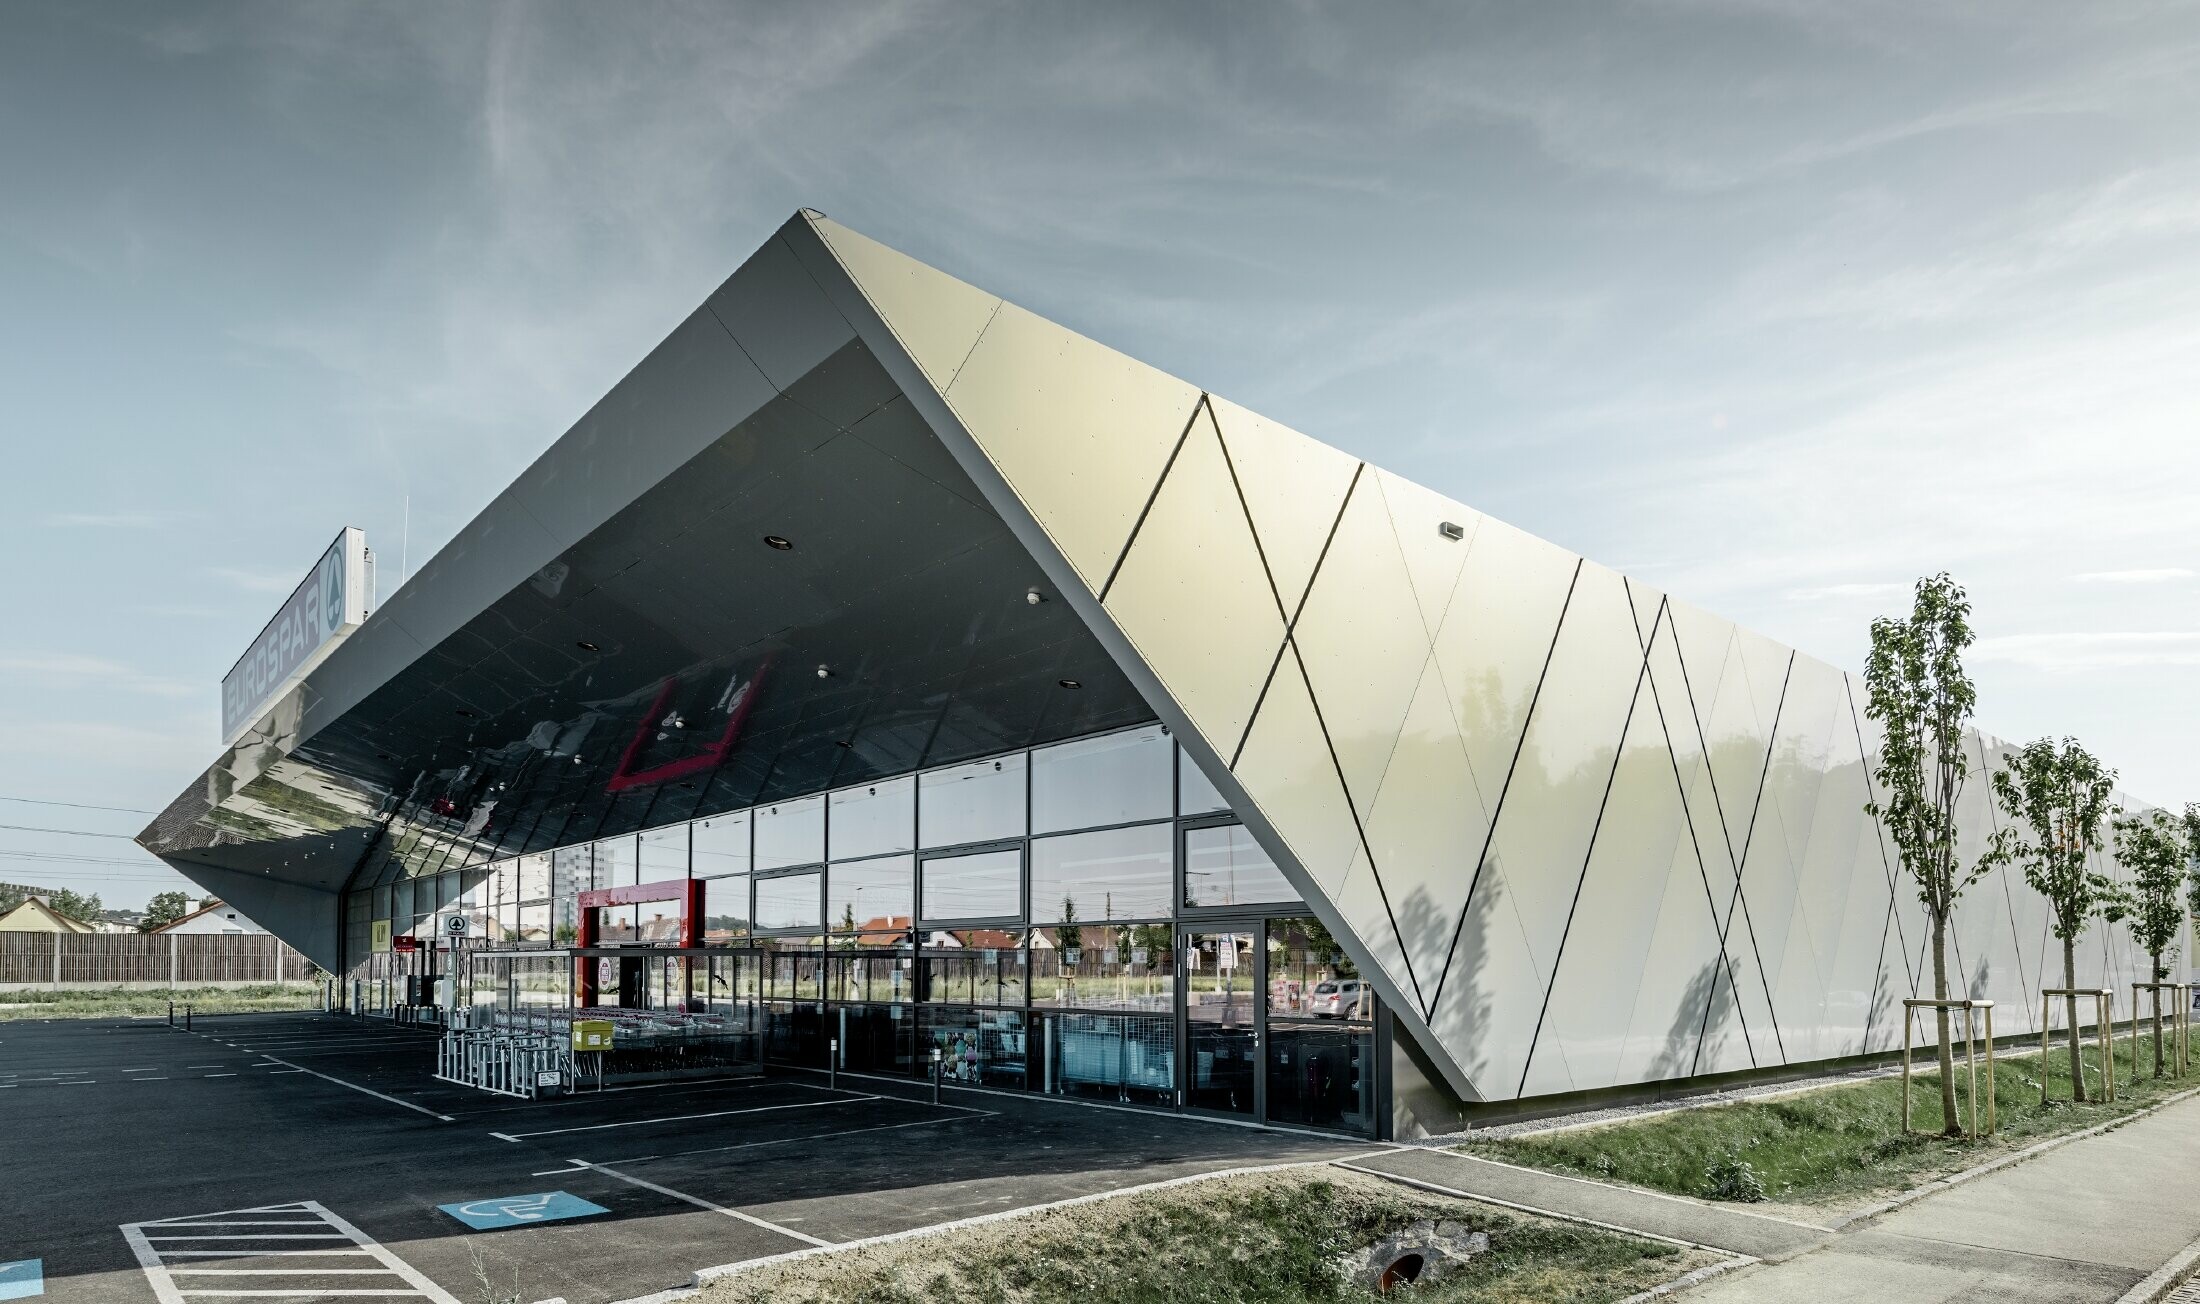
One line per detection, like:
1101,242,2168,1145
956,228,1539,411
1026,587,1046,605
1438,521,1466,541
763,535,794,551
1058,678,1082,690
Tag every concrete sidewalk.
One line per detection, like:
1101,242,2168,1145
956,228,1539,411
1339,1148,1831,1260
1348,1093,2200,1302
1676,1092,2200,1301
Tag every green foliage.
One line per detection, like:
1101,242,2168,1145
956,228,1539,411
1991,738,2117,961
0,983,322,1020
704,1171,1685,1304
1702,1153,1766,1203
42,887,105,923
142,890,192,932
1863,574,2002,1129
1863,575,2004,935
1478,1036,2194,1207
2113,807,2190,980
2185,803,2200,920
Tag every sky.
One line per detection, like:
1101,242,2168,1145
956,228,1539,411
1,2,2195,910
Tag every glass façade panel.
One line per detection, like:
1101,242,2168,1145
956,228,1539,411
1030,724,1171,833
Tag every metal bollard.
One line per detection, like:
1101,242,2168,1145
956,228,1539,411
167,1000,174,1027
185,1004,193,1031
931,1046,943,1105
829,1038,839,1092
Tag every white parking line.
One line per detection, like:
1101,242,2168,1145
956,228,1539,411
497,1093,878,1140
122,1201,462,1304
144,1236,353,1242
250,1054,454,1122
153,1252,379,1259
569,1159,831,1248
596,1111,997,1167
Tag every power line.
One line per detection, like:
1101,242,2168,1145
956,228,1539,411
0,822,140,840
1,851,163,865
0,795,153,816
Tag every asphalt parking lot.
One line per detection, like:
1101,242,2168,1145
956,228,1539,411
0,1013,1372,1304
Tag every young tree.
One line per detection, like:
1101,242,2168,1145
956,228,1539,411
1864,574,2006,1135
45,888,104,924
1992,738,2117,1100
2111,806,2189,1077
141,890,192,932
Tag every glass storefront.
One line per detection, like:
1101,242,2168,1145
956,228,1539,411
342,722,1384,1135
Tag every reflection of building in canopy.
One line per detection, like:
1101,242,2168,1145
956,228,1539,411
138,211,2160,1138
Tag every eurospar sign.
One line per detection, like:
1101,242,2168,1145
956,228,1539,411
220,527,372,745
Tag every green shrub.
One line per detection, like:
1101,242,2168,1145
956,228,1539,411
1702,1152,1767,1203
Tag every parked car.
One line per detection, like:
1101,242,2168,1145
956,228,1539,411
1308,979,1365,1018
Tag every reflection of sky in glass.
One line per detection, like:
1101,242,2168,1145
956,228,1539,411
1030,724,1172,833
828,777,916,860
919,754,1027,849
638,824,689,880
1184,825,1297,908
755,795,825,870
829,855,914,929
754,871,820,930
922,848,1023,921
692,814,750,876
1032,824,1172,922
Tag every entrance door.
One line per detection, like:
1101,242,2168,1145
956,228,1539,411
1262,916,1378,1133
1180,925,1260,1118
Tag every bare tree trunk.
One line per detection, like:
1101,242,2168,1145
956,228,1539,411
1933,922,1960,1134
2064,938,2085,1103
2153,951,2166,1079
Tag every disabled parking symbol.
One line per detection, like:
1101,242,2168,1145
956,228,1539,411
438,1191,608,1231
0,1260,42,1302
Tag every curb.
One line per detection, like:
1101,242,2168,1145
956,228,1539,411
2115,1230,2200,1304
1618,1255,1757,1303
1830,1084,2200,1231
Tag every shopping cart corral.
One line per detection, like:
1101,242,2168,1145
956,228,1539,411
436,1013,572,1099
437,1004,765,1097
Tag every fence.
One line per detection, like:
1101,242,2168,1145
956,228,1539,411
0,932,317,989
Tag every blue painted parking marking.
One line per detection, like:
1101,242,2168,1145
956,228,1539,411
0,1260,42,1301
437,1191,608,1231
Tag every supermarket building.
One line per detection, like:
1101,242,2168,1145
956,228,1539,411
138,211,2151,1137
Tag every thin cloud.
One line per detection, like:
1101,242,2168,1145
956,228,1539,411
2073,568,2194,584
0,653,201,699
43,511,191,529
1971,631,2200,671
204,566,303,595
1784,581,1913,602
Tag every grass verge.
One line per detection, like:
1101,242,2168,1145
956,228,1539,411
1469,1032,2195,1210
0,983,324,1020
696,1167,1711,1304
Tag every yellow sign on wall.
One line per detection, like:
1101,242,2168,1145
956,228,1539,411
370,919,392,953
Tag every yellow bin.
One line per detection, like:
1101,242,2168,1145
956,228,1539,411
572,1019,615,1051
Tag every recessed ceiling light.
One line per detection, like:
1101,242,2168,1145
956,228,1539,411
1026,587,1046,605
763,535,793,551
1058,678,1082,690
816,664,832,678
576,640,599,652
